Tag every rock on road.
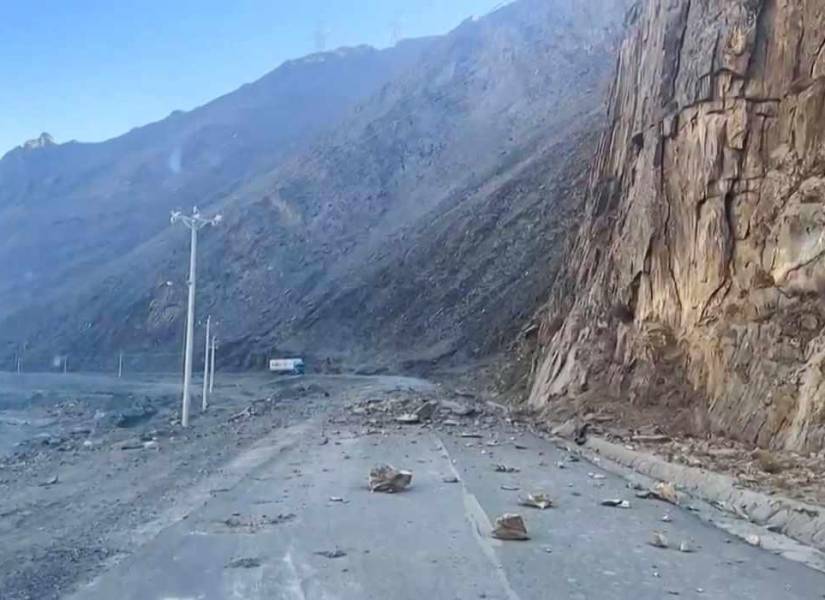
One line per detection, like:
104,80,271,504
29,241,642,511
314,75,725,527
66,381,825,600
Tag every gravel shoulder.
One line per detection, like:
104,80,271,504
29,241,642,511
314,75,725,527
0,372,430,600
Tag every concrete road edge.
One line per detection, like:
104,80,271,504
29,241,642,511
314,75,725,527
535,430,825,572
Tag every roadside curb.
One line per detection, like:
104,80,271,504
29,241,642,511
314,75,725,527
576,436,825,570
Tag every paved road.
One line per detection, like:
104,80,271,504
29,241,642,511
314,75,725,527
68,407,825,600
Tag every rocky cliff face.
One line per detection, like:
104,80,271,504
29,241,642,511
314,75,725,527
529,0,825,452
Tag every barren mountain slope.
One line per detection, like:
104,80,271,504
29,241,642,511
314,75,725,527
0,41,430,320
528,0,825,452
1,0,628,371
278,118,603,370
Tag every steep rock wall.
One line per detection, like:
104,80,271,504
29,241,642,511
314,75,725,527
529,0,825,452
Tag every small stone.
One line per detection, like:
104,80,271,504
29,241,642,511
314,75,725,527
601,499,631,509
414,402,437,421
329,496,345,502
652,481,679,505
661,514,672,522
442,475,459,483
493,464,519,473
39,475,59,487
491,513,529,541
226,557,262,569
746,534,761,547
314,549,347,559
395,413,420,425
650,531,669,548
368,464,412,493
519,492,554,510
679,540,694,553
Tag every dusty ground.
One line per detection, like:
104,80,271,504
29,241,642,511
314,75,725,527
2,370,825,599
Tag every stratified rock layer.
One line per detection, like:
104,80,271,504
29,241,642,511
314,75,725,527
529,0,825,451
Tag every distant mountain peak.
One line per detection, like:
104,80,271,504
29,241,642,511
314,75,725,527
22,132,56,151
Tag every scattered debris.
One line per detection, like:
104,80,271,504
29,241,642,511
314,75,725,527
661,514,672,523
552,419,577,438
414,402,437,421
755,449,783,474
574,423,590,446
39,475,59,487
514,443,528,450
501,485,520,491
679,540,695,553
112,401,157,429
226,557,262,569
631,434,671,444
314,549,347,559
460,432,483,439
493,464,520,473
650,531,669,548
368,464,413,493
442,475,459,484
519,493,554,510
746,534,761,547
329,496,345,503
395,413,420,425
491,514,529,541
220,513,296,532
228,406,255,422
443,419,460,427
120,440,146,450
587,472,606,480
601,499,630,509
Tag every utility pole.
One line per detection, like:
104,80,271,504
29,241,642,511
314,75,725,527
209,336,217,394
63,355,68,375
118,351,123,378
202,315,211,412
170,207,222,427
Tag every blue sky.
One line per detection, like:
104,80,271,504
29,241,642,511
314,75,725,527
0,0,507,154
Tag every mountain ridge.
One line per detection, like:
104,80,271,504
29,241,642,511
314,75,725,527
0,0,630,372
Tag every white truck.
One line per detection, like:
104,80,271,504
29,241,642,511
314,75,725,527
269,358,305,375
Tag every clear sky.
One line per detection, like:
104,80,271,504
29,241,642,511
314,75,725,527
0,0,508,154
